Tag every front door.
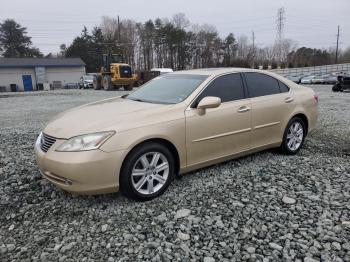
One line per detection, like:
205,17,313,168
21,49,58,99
185,73,251,166
22,75,33,91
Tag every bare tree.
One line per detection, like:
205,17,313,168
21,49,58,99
172,13,190,30
236,35,250,60
280,38,297,62
100,16,119,42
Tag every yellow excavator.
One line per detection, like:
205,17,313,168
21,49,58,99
93,53,137,91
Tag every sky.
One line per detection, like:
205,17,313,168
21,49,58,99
1,0,349,55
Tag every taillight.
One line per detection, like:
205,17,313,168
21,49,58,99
314,95,319,103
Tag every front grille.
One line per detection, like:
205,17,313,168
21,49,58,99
40,133,57,152
119,65,132,78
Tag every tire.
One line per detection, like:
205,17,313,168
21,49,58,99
103,75,113,91
332,84,341,92
93,75,102,90
124,84,133,91
280,117,306,155
120,142,175,201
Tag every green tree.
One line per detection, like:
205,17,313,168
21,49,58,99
0,19,42,57
90,27,106,72
65,27,94,72
58,44,67,57
65,26,107,72
223,33,237,66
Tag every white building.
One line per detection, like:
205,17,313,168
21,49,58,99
0,58,85,91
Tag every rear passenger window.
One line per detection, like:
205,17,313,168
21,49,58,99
193,73,245,106
245,72,280,97
278,81,290,93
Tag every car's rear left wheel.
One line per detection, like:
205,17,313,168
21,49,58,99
280,117,306,154
120,142,175,200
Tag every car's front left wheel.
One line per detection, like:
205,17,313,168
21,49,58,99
120,142,175,200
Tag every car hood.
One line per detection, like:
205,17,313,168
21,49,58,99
44,97,175,139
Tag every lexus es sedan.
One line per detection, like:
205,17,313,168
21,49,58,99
35,68,318,200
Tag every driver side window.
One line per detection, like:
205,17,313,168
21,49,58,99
192,73,245,107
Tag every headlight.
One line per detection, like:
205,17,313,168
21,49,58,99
56,131,115,152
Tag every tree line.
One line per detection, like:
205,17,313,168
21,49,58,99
1,16,350,73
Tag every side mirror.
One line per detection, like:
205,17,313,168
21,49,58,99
197,96,221,115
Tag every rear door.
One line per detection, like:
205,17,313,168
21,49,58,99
185,73,251,166
243,72,294,149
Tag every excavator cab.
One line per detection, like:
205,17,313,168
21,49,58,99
102,54,125,72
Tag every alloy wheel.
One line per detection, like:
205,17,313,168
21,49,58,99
131,152,169,195
286,122,304,151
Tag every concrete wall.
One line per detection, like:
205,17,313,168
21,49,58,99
0,68,37,91
0,66,85,91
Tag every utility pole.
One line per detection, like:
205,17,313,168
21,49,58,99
252,30,255,68
117,15,121,43
335,25,340,64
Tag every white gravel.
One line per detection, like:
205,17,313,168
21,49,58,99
0,86,349,261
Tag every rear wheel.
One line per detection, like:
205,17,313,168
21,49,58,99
93,75,102,90
332,84,342,92
280,117,306,155
120,142,175,201
103,75,113,91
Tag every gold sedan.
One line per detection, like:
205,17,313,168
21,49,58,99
35,68,318,200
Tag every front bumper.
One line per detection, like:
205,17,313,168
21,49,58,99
34,136,124,194
84,83,93,88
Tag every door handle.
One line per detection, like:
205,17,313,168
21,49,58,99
284,97,294,103
237,106,251,113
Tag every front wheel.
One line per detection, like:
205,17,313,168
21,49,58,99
93,75,102,90
103,75,113,91
280,117,306,154
120,142,175,200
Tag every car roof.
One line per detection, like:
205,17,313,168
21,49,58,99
172,67,273,76
151,68,173,72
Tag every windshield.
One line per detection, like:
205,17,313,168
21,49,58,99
112,54,124,63
83,75,94,80
126,74,209,104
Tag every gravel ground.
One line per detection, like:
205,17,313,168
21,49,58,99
0,86,349,262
